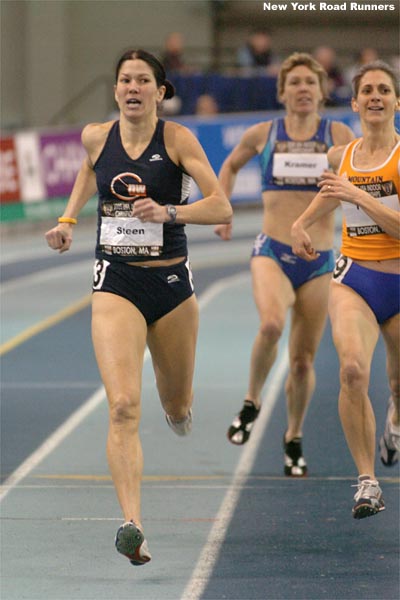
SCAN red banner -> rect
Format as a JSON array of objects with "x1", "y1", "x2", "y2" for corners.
[{"x1": 0, "y1": 137, "x2": 21, "y2": 203}]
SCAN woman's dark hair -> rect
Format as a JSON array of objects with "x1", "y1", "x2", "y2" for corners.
[
  {"x1": 352, "y1": 60, "x2": 399, "y2": 97},
  {"x1": 115, "y1": 48, "x2": 175, "y2": 99}
]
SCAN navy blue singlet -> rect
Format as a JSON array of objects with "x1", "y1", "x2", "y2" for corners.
[{"x1": 93, "y1": 119, "x2": 191, "y2": 262}]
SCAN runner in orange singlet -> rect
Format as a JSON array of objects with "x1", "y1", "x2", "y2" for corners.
[{"x1": 291, "y1": 60, "x2": 399, "y2": 519}]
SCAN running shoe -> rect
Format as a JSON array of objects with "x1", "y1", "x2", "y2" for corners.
[
  {"x1": 283, "y1": 435, "x2": 307, "y2": 477},
  {"x1": 379, "y1": 398, "x2": 400, "y2": 467},
  {"x1": 352, "y1": 476, "x2": 385, "y2": 519},
  {"x1": 165, "y1": 408, "x2": 193, "y2": 436},
  {"x1": 115, "y1": 521, "x2": 152, "y2": 566},
  {"x1": 227, "y1": 400, "x2": 260, "y2": 445}
]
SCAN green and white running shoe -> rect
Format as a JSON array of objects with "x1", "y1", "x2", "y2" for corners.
[{"x1": 115, "y1": 521, "x2": 151, "y2": 566}]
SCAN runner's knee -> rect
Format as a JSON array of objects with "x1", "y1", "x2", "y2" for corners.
[
  {"x1": 108, "y1": 391, "x2": 141, "y2": 429},
  {"x1": 290, "y1": 354, "x2": 313, "y2": 379},
  {"x1": 259, "y1": 317, "x2": 284, "y2": 344},
  {"x1": 340, "y1": 358, "x2": 369, "y2": 390}
]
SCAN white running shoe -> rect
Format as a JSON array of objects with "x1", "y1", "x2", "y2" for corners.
[
  {"x1": 352, "y1": 476, "x2": 385, "y2": 519},
  {"x1": 165, "y1": 408, "x2": 193, "y2": 436},
  {"x1": 379, "y1": 398, "x2": 400, "y2": 467}
]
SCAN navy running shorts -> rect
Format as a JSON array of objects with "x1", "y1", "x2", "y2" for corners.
[
  {"x1": 332, "y1": 255, "x2": 400, "y2": 324},
  {"x1": 251, "y1": 234, "x2": 334, "y2": 290},
  {"x1": 92, "y1": 258, "x2": 194, "y2": 325}
]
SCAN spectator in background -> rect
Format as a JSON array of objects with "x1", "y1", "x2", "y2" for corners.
[
  {"x1": 389, "y1": 54, "x2": 400, "y2": 75},
  {"x1": 344, "y1": 47, "x2": 379, "y2": 91},
  {"x1": 162, "y1": 32, "x2": 187, "y2": 73},
  {"x1": 313, "y1": 46, "x2": 345, "y2": 105},
  {"x1": 195, "y1": 94, "x2": 219, "y2": 116},
  {"x1": 237, "y1": 29, "x2": 280, "y2": 76}
]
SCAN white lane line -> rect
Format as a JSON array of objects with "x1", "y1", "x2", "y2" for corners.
[
  {"x1": 0, "y1": 261, "x2": 92, "y2": 294},
  {"x1": 0, "y1": 271, "x2": 249, "y2": 503},
  {"x1": 0, "y1": 240, "x2": 249, "y2": 294},
  {"x1": 0, "y1": 387, "x2": 106, "y2": 502},
  {"x1": 181, "y1": 350, "x2": 289, "y2": 600}
]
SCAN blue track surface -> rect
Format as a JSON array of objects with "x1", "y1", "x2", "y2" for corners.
[{"x1": 1, "y1": 214, "x2": 398, "y2": 600}]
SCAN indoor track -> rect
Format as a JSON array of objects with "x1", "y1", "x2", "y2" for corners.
[{"x1": 1, "y1": 209, "x2": 399, "y2": 600}]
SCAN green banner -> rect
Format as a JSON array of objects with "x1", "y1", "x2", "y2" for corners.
[{"x1": 0, "y1": 197, "x2": 98, "y2": 223}]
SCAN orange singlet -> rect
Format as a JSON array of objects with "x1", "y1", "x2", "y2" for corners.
[{"x1": 338, "y1": 138, "x2": 400, "y2": 261}]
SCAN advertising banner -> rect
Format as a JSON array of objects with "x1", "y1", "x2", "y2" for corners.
[
  {"x1": 14, "y1": 131, "x2": 46, "y2": 202},
  {"x1": 1, "y1": 110, "x2": 397, "y2": 222},
  {"x1": 39, "y1": 130, "x2": 86, "y2": 198},
  {"x1": 0, "y1": 137, "x2": 20, "y2": 204}
]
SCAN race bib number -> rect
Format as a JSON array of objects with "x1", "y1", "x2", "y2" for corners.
[
  {"x1": 332, "y1": 254, "x2": 352, "y2": 283},
  {"x1": 93, "y1": 259, "x2": 110, "y2": 290},
  {"x1": 100, "y1": 217, "x2": 163, "y2": 257},
  {"x1": 272, "y1": 153, "x2": 328, "y2": 183}
]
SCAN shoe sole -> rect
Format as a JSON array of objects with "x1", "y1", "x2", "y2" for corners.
[
  {"x1": 227, "y1": 427, "x2": 251, "y2": 445},
  {"x1": 352, "y1": 503, "x2": 385, "y2": 519},
  {"x1": 115, "y1": 524, "x2": 151, "y2": 566},
  {"x1": 284, "y1": 466, "x2": 308, "y2": 477}
]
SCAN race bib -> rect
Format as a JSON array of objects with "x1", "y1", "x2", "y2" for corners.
[
  {"x1": 100, "y1": 216, "x2": 163, "y2": 257},
  {"x1": 342, "y1": 193, "x2": 399, "y2": 237},
  {"x1": 272, "y1": 153, "x2": 328, "y2": 181}
]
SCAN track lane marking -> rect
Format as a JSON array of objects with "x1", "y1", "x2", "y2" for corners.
[
  {"x1": 0, "y1": 294, "x2": 92, "y2": 356},
  {"x1": 182, "y1": 350, "x2": 289, "y2": 600},
  {"x1": 0, "y1": 272, "x2": 249, "y2": 502}
]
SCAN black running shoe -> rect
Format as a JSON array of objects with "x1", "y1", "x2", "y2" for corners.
[
  {"x1": 283, "y1": 435, "x2": 307, "y2": 477},
  {"x1": 227, "y1": 400, "x2": 260, "y2": 445}
]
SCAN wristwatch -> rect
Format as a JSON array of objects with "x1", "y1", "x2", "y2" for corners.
[{"x1": 166, "y1": 204, "x2": 177, "y2": 223}]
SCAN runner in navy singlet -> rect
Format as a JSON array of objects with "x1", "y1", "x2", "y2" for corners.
[{"x1": 45, "y1": 49, "x2": 232, "y2": 566}]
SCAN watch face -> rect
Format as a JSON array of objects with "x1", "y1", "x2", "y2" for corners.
[{"x1": 168, "y1": 205, "x2": 177, "y2": 221}]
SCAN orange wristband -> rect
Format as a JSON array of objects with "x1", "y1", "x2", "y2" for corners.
[{"x1": 58, "y1": 217, "x2": 77, "y2": 225}]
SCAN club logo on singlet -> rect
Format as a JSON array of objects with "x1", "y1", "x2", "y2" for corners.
[
  {"x1": 101, "y1": 171, "x2": 163, "y2": 256},
  {"x1": 110, "y1": 172, "x2": 148, "y2": 201},
  {"x1": 382, "y1": 181, "x2": 394, "y2": 196}
]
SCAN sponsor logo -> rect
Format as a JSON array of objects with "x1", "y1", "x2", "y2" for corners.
[
  {"x1": 110, "y1": 172, "x2": 147, "y2": 201},
  {"x1": 167, "y1": 274, "x2": 180, "y2": 284},
  {"x1": 149, "y1": 153, "x2": 163, "y2": 162},
  {"x1": 280, "y1": 252, "x2": 297, "y2": 264},
  {"x1": 382, "y1": 181, "x2": 393, "y2": 196}
]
